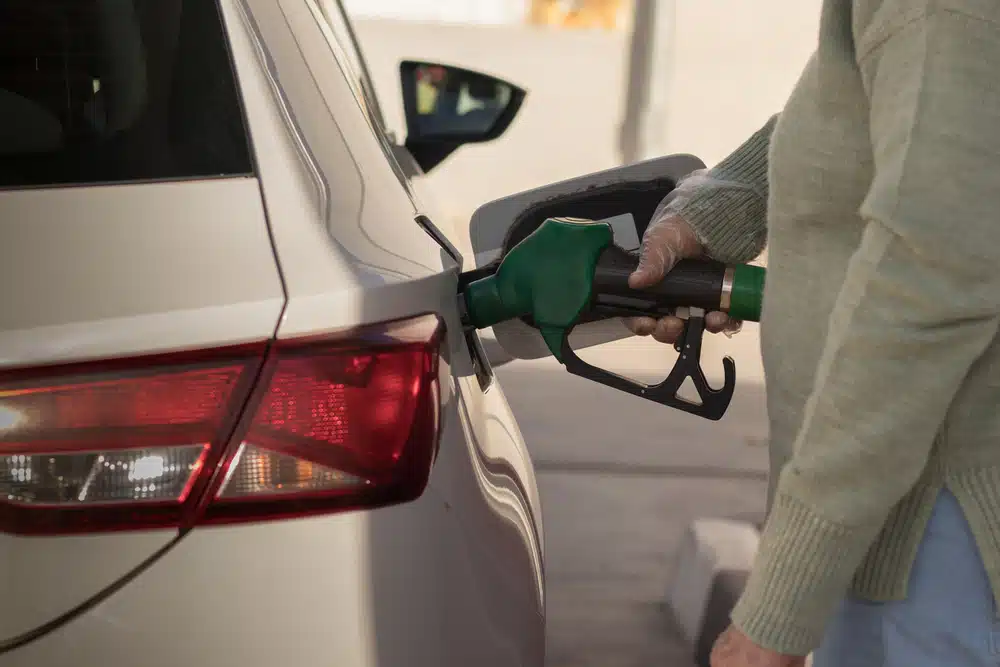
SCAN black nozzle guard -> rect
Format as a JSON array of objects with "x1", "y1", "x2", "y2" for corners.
[{"x1": 559, "y1": 311, "x2": 736, "y2": 420}]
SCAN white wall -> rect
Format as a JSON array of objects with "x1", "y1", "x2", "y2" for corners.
[
  {"x1": 658, "y1": 0, "x2": 822, "y2": 165},
  {"x1": 355, "y1": 19, "x2": 629, "y2": 229},
  {"x1": 355, "y1": 2, "x2": 823, "y2": 218},
  {"x1": 344, "y1": 0, "x2": 527, "y2": 24}
]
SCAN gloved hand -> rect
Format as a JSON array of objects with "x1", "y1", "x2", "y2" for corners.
[{"x1": 625, "y1": 172, "x2": 743, "y2": 344}]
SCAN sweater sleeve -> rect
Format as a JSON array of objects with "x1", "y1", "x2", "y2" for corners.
[
  {"x1": 730, "y1": 9, "x2": 1000, "y2": 655},
  {"x1": 671, "y1": 114, "x2": 777, "y2": 263}
]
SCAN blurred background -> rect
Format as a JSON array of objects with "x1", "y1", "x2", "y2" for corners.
[
  {"x1": 346, "y1": 0, "x2": 819, "y2": 234},
  {"x1": 345, "y1": 2, "x2": 822, "y2": 664}
]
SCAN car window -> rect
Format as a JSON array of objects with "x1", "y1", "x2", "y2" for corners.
[{"x1": 0, "y1": 0, "x2": 253, "y2": 189}]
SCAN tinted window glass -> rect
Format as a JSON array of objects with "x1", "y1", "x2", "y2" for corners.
[{"x1": 0, "y1": 0, "x2": 253, "y2": 188}]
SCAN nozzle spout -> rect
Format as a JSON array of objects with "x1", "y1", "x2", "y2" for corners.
[{"x1": 461, "y1": 274, "x2": 510, "y2": 329}]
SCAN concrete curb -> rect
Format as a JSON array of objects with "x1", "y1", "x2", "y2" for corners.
[
  {"x1": 666, "y1": 519, "x2": 760, "y2": 667},
  {"x1": 666, "y1": 518, "x2": 814, "y2": 667}
]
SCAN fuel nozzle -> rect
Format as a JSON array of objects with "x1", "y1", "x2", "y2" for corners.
[{"x1": 459, "y1": 217, "x2": 766, "y2": 420}]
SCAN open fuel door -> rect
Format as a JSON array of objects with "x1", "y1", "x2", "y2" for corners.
[{"x1": 467, "y1": 154, "x2": 705, "y2": 361}]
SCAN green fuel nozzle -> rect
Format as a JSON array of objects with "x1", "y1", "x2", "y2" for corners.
[{"x1": 459, "y1": 217, "x2": 766, "y2": 420}]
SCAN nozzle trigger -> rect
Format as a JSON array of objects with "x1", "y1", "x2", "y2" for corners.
[{"x1": 559, "y1": 312, "x2": 735, "y2": 420}]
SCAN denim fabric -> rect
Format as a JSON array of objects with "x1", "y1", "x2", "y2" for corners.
[{"x1": 812, "y1": 490, "x2": 999, "y2": 667}]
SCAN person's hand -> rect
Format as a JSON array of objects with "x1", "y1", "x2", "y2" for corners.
[
  {"x1": 625, "y1": 213, "x2": 742, "y2": 344},
  {"x1": 710, "y1": 625, "x2": 807, "y2": 667}
]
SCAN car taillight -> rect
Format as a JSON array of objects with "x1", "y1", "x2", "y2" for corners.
[{"x1": 0, "y1": 314, "x2": 444, "y2": 535}]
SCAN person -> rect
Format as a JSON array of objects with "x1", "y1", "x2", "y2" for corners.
[{"x1": 627, "y1": 2, "x2": 1000, "y2": 666}]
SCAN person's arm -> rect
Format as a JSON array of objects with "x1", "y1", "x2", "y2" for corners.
[
  {"x1": 627, "y1": 116, "x2": 778, "y2": 340},
  {"x1": 668, "y1": 114, "x2": 777, "y2": 263},
  {"x1": 730, "y1": 9, "x2": 1000, "y2": 655}
]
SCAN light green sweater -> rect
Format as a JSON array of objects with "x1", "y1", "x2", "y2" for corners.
[{"x1": 674, "y1": 0, "x2": 1000, "y2": 656}]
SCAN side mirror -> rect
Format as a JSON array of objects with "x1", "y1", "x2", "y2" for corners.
[{"x1": 400, "y1": 60, "x2": 526, "y2": 173}]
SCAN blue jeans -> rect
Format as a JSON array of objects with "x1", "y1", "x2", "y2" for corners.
[{"x1": 812, "y1": 489, "x2": 999, "y2": 667}]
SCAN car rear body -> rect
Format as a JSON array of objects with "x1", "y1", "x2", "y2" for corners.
[{"x1": 0, "y1": 0, "x2": 545, "y2": 665}]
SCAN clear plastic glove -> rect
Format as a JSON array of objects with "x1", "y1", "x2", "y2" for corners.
[{"x1": 625, "y1": 172, "x2": 742, "y2": 344}]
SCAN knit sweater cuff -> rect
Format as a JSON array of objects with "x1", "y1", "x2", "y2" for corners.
[
  {"x1": 729, "y1": 493, "x2": 880, "y2": 656},
  {"x1": 674, "y1": 115, "x2": 777, "y2": 263},
  {"x1": 674, "y1": 186, "x2": 768, "y2": 264}
]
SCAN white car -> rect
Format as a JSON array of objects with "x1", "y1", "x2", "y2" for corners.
[
  {"x1": 0, "y1": 1, "x2": 705, "y2": 664},
  {"x1": 0, "y1": 0, "x2": 547, "y2": 665}
]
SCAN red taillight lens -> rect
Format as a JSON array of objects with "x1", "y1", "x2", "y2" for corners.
[
  {"x1": 202, "y1": 315, "x2": 444, "y2": 525},
  {"x1": 0, "y1": 315, "x2": 444, "y2": 535}
]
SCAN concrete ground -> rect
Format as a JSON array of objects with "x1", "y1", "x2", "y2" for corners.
[{"x1": 497, "y1": 335, "x2": 769, "y2": 666}]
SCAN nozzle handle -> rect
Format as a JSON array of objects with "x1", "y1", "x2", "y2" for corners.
[{"x1": 591, "y1": 245, "x2": 764, "y2": 322}]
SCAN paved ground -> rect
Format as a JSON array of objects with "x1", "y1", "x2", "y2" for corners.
[{"x1": 496, "y1": 334, "x2": 769, "y2": 666}]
